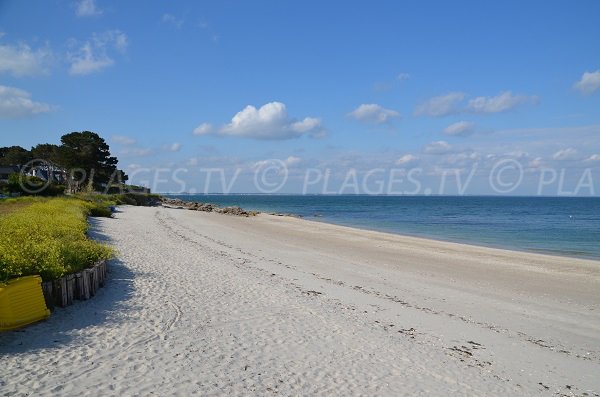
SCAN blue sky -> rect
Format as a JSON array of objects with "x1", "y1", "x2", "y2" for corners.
[{"x1": 1, "y1": 0, "x2": 599, "y2": 194}]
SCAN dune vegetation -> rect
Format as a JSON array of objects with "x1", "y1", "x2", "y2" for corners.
[{"x1": 0, "y1": 197, "x2": 114, "y2": 282}]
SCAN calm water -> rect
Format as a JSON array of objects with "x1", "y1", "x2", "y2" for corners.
[{"x1": 168, "y1": 195, "x2": 600, "y2": 260}]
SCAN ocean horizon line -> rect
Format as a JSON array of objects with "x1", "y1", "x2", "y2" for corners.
[{"x1": 159, "y1": 192, "x2": 600, "y2": 198}]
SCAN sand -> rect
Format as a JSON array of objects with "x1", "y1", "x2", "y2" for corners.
[{"x1": 1, "y1": 205, "x2": 599, "y2": 396}]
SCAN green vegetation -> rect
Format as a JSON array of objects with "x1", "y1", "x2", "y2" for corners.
[
  {"x1": 0, "y1": 196, "x2": 39, "y2": 217},
  {"x1": 75, "y1": 192, "x2": 162, "y2": 208},
  {"x1": 0, "y1": 131, "x2": 162, "y2": 283},
  {"x1": 3, "y1": 173, "x2": 66, "y2": 197},
  {"x1": 113, "y1": 192, "x2": 162, "y2": 206},
  {"x1": 0, "y1": 197, "x2": 114, "y2": 282},
  {"x1": 87, "y1": 204, "x2": 113, "y2": 218},
  {"x1": 1, "y1": 131, "x2": 131, "y2": 196},
  {"x1": 58, "y1": 131, "x2": 127, "y2": 193}
]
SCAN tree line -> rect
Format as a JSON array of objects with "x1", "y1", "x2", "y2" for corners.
[{"x1": 0, "y1": 131, "x2": 129, "y2": 195}]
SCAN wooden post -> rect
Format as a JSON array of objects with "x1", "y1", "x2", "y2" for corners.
[
  {"x1": 52, "y1": 277, "x2": 68, "y2": 308},
  {"x1": 74, "y1": 272, "x2": 82, "y2": 300},
  {"x1": 41, "y1": 281, "x2": 54, "y2": 311},
  {"x1": 93, "y1": 266, "x2": 100, "y2": 292},
  {"x1": 66, "y1": 274, "x2": 75, "y2": 306},
  {"x1": 102, "y1": 261, "x2": 107, "y2": 283},
  {"x1": 97, "y1": 262, "x2": 105, "y2": 287},
  {"x1": 41, "y1": 260, "x2": 108, "y2": 308},
  {"x1": 78, "y1": 271, "x2": 90, "y2": 300},
  {"x1": 86, "y1": 269, "x2": 96, "y2": 297}
]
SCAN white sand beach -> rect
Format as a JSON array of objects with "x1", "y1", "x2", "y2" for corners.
[{"x1": 1, "y1": 205, "x2": 599, "y2": 396}]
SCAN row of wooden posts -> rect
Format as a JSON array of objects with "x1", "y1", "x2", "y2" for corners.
[{"x1": 41, "y1": 261, "x2": 108, "y2": 310}]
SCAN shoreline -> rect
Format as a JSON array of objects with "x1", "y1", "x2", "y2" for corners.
[
  {"x1": 251, "y1": 211, "x2": 600, "y2": 282},
  {"x1": 2, "y1": 205, "x2": 599, "y2": 395},
  {"x1": 264, "y1": 211, "x2": 600, "y2": 265},
  {"x1": 306, "y1": 215, "x2": 600, "y2": 261},
  {"x1": 163, "y1": 195, "x2": 600, "y2": 261}
]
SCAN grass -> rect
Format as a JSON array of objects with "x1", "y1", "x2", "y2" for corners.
[
  {"x1": 0, "y1": 197, "x2": 114, "y2": 282},
  {"x1": 0, "y1": 196, "x2": 40, "y2": 217}
]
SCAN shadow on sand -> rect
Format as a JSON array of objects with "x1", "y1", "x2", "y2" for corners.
[{"x1": 0, "y1": 216, "x2": 137, "y2": 353}]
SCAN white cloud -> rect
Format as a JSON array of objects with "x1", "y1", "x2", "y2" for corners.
[
  {"x1": 68, "y1": 44, "x2": 113, "y2": 75},
  {"x1": 159, "y1": 143, "x2": 182, "y2": 152},
  {"x1": 443, "y1": 121, "x2": 475, "y2": 136},
  {"x1": 162, "y1": 14, "x2": 184, "y2": 28},
  {"x1": 216, "y1": 102, "x2": 325, "y2": 140},
  {"x1": 120, "y1": 147, "x2": 152, "y2": 157},
  {"x1": 395, "y1": 154, "x2": 419, "y2": 166},
  {"x1": 415, "y1": 91, "x2": 538, "y2": 117},
  {"x1": 193, "y1": 122, "x2": 213, "y2": 136},
  {"x1": 424, "y1": 140, "x2": 454, "y2": 155},
  {"x1": 111, "y1": 32, "x2": 128, "y2": 53},
  {"x1": 414, "y1": 92, "x2": 466, "y2": 117},
  {"x1": 348, "y1": 103, "x2": 400, "y2": 125},
  {"x1": 291, "y1": 117, "x2": 322, "y2": 134},
  {"x1": 0, "y1": 85, "x2": 53, "y2": 118},
  {"x1": 186, "y1": 157, "x2": 199, "y2": 166},
  {"x1": 0, "y1": 42, "x2": 52, "y2": 77},
  {"x1": 167, "y1": 143, "x2": 181, "y2": 152},
  {"x1": 112, "y1": 135, "x2": 136, "y2": 145},
  {"x1": 247, "y1": 156, "x2": 303, "y2": 177},
  {"x1": 584, "y1": 154, "x2": 600, "y2": 162},
  {"x1": 552, "y1": 148, "x2": 578, "y2": 161},
  {"x1": 68, "y1": 30, "x2": 128, "y2": 75},
  {"x1": 528, "y1": 157, "x2": 545, "y2": 170},
  {"x1": 75, "y1": 0, "x2": 102, "y2": 17},
  {"x1": 443, "y1": 150, "x2": 480, "y2": 167},
  {"x1": 467, "y1": 91, "x2": 538, "y2": 114},
  {"x1": 573, "y1": 70, "x2": 600, "y2": 95},
  {"x1": 284, "y1": 156, "x2": 302, "y2": 167},
  {"x1": 374, "y1": 73, "x2": 410, "y2": 92}
]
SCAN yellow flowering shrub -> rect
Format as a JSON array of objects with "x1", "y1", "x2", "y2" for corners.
[{"x1": 0, "y1": 198, "x2": 113, "y2": 282}]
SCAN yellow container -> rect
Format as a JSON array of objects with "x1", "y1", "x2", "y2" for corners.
[{"x1": 0, "y1": 275, "x2": 50, "y2": 331}]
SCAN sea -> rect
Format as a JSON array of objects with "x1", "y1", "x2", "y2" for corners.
[{"x1": 167, "y1": 195, "x2": 600, "y2": 260}]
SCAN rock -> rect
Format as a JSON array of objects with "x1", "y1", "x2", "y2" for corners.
[
  {"x1": 269, "y1": 212, "x2": 301, "y2": 218},
  {"x1": 218, "y1": 206, "x2": 247, "y2": 216},
  {"x1": 160, "y1": 198, "x2": 258, "y2": 217},
  {"x1": 198, "y1": 204, "x2": 214, "y2": 212}
]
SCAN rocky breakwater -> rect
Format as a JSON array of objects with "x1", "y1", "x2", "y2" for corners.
[{"x1": 160, "y1": 197, "x2": 259, "y2": 217}]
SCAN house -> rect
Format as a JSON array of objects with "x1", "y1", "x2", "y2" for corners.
[
  {"x1": 27, "y1": 166, "x2": 67, "y2": 184},
  {"x1": 0, "y1": 166, "x2": 21, "y2": 183}
]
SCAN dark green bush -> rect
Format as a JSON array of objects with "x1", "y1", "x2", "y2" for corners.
[
  {"x1": 88, "y1": 204, "x2": 113, "y2": 218},
  {"x1": 117, "y1": 193, "x2": 161, "y2": 206},
  {"x1": 3, "y1": 173, "x2": 65, "y2": 196},
  {"x1": 75, "y1": 192, "x2": 160, "y2": 207},
  {"x1": 113, "y1": 194, "x2": 137, "y2": 205}
]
